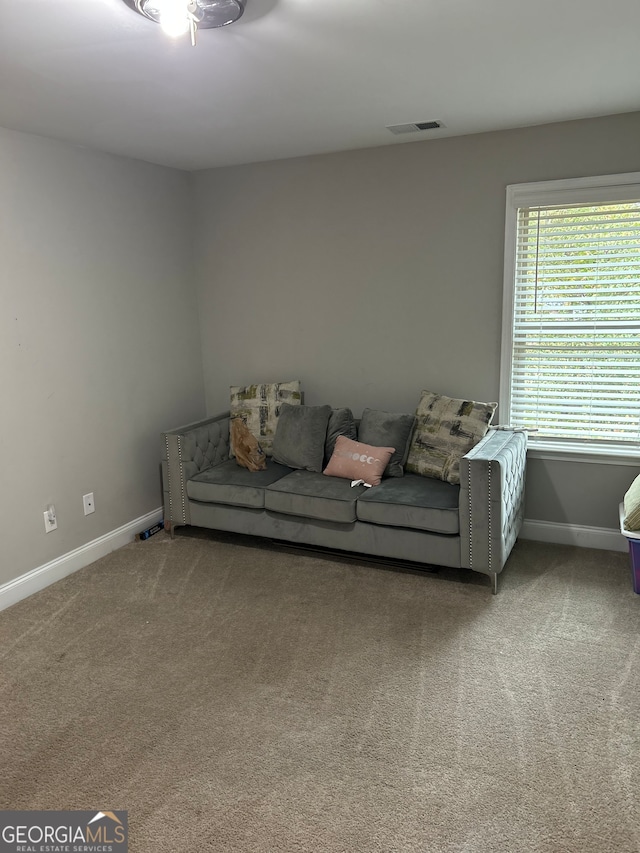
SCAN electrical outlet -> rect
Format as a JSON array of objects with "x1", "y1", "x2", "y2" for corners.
[
  {"x1": 44, "y1": 505, "x2": 57, "y2": 533},
  {"x1": 83, "y1": 493, "x2": 95, "y2": 516}
]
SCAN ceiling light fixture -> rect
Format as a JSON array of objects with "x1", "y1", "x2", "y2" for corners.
[{"x1": 123, "y1": 0, "x2": 245, "y2": 46}]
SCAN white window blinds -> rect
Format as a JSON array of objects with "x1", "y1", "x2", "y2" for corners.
[{"x1": 507, "y1": 196, "x2": 640, "y2": 449}]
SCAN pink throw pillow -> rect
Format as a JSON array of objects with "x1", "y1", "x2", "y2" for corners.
[{"x1": 323, "y1": 436, "x2": 395, "y2": 487}]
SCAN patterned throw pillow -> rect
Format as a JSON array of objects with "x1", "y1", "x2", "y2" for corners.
[
  {"x1": 229, "y1": 380, "x2": 302, "y2": 457},
  {"x1": 623, "y1": 475, "x2": 640, "y2": 531},
  {"x1": 323, "y1": 436, "x2": 395, "y2": 487},
  {"x1": 406, "y1": 390, "x2": 497, "y2": 484}
]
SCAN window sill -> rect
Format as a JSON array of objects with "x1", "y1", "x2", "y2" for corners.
[{"x1": 527, "y1": 440, "x2": 640, "y2": 466}]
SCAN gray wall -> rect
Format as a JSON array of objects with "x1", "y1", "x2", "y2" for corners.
[
  {"x1": 0, "y1": 127, "x2": 205, "y2": 586},
  {"x1": 192, "y1": 111, "x2": 640, "y2": 530}
]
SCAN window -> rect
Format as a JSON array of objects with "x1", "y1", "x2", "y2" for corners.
[{"x1": 500, "y1": 173, "x2": 640, "y2": 461}]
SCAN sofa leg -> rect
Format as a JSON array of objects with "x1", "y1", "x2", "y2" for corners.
[
  {"x1": 170, "y1": 523, "x2": 176, "y2": 540},
  {"x1": 489, "y1": 572, "x2": 498, "y2": 595}
]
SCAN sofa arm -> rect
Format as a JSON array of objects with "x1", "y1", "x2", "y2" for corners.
[
  {"x1": 161, "y1": 413, "x2": 231, "y2": 527},
  {"x1": 459, "y1": 429, "x2": 527, "y2": 584}
]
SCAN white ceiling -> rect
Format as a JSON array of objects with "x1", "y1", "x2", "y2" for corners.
[{"x1": 1, "y1": 0, "x2": 639, "y2": 172}]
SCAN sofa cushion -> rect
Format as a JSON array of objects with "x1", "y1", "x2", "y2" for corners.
[
  {"x1": 265, "y1": 470, "x2": 366, "y2": 523},
  {"x1": 406, "y1": 390, "x2": 497, "y2": 484},
  {"x1": 358, "y1": 408, "x2": 416, "y2": 478},
  {"x1": 272, "y1": 403, "x2": 333, "y2": 472},
  {"x1": 324, "y1": 407, "x2": 358, "y2": 465},
  {"x1": 187, "y1": 459, "x2": 292, "y2": 508},
  {"x1": 356, "y1": 474, "x2": 460, "y2": 535},
  {"x1": 229, "y1": 380, "x2": 302, "y2": 457}
]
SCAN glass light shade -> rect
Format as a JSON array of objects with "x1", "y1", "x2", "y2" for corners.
[{"x1": 125, "y1": 0, "x2": 245, "y2": 29}]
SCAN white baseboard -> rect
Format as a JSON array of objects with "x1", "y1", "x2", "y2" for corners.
[
  {"x1": 1, "y1": 511, "x2": 627, "y2": 613},
  {"x1": 521, "y1": 518, "x2": 628, "y2": 552},
  {"x1": 0, "y1": 508, "x2": 163, "y2": 613}
]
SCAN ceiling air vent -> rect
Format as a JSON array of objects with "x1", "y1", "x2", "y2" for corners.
[{"x1": 386, "y1": 120, "x2": 444, "y2": 135}]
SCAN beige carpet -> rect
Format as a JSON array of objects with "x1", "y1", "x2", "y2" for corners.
[{"x1": 0, "y1": 531, "x2": 638, "y2": 852}]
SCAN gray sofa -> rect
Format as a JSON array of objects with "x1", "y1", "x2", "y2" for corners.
[{"x1": 161, "y1": 412, "x2": 527, "y2": 593}]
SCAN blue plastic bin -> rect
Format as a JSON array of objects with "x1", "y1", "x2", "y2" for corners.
[{"x1": 619, "y1": 503, "x2": 640, "y2": 594}]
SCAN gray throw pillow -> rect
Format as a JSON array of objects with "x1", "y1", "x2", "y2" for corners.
[
  {"x1": 272, "y1": 403, "x2": 333, "y2": 473},
  {"x1": 358, "y1": 408, "x2": 416, "y2": 478},
  {"x1": 324, "y1": 408, "x2": 357, "y2": 466}
]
